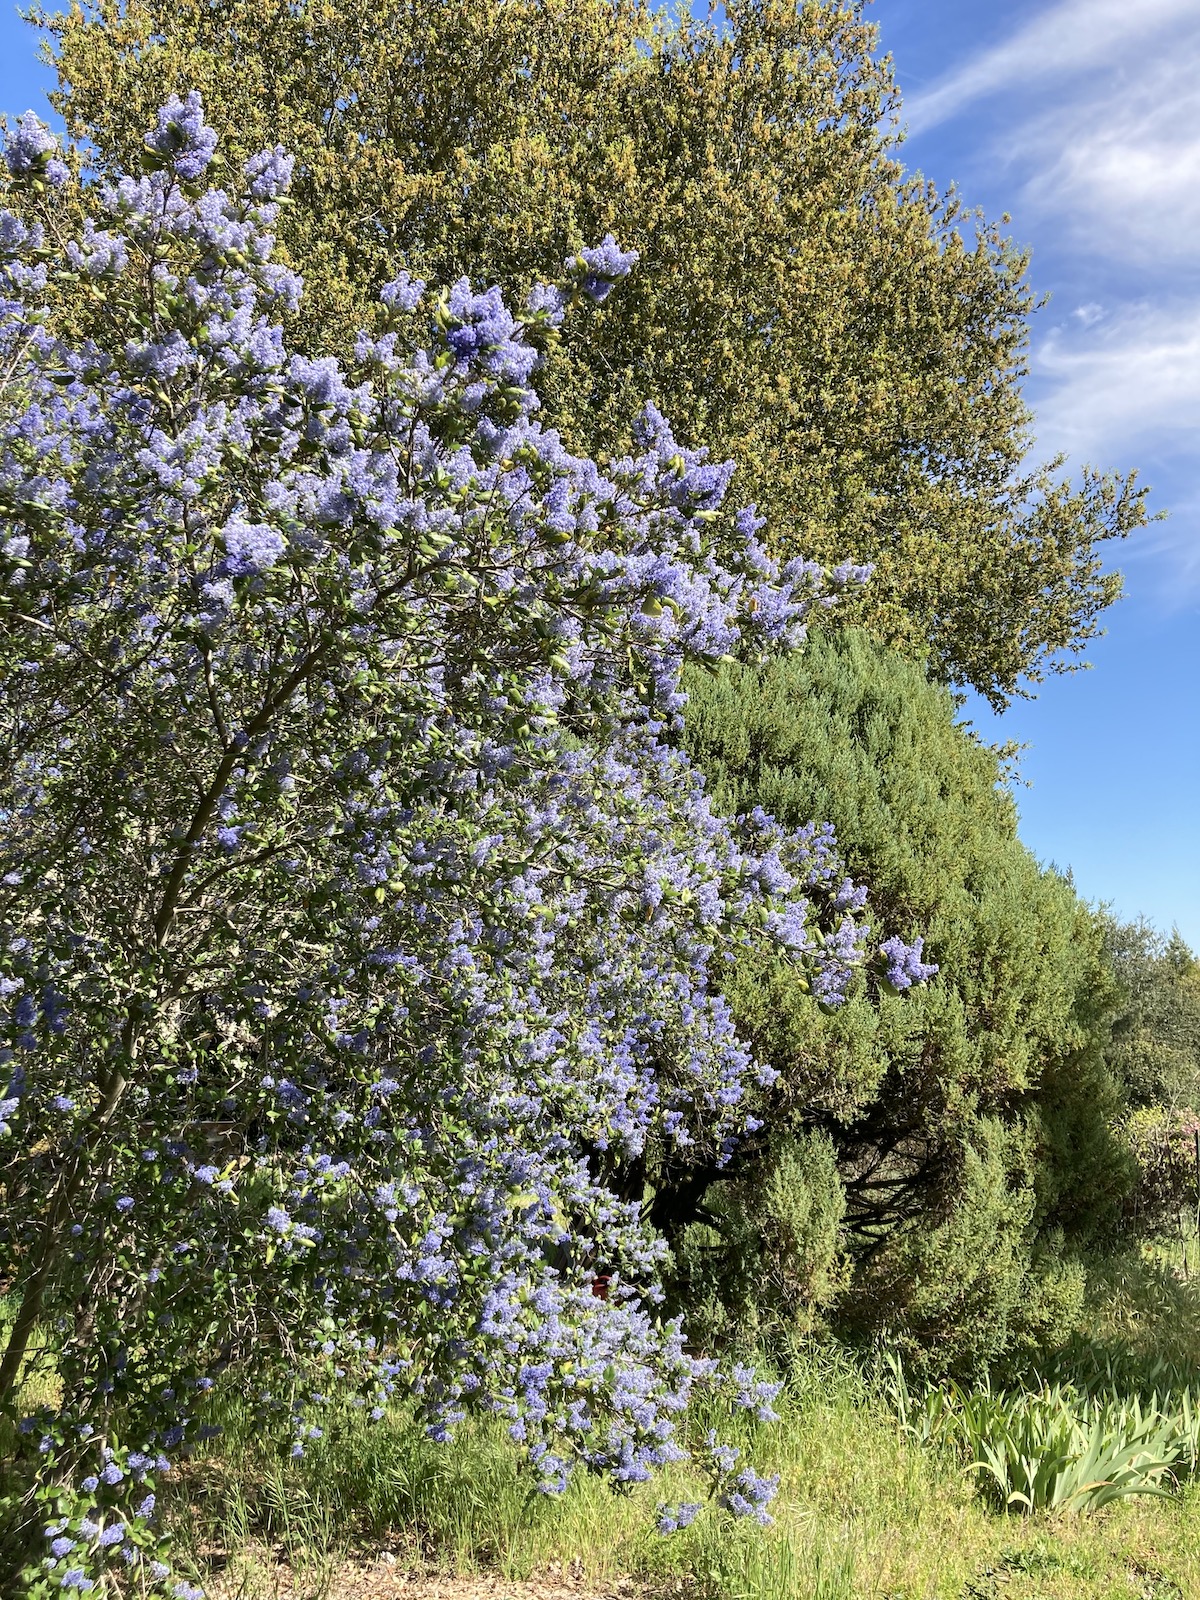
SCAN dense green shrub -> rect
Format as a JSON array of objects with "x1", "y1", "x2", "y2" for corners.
[
  {"x1": 1090, "y1": 918, "x2": 1200, "y2": 1239},
  {"x1": 663, "y1": 630, "x2": 1131, "y2": 1370},
  {"x1": 671, "y1": 1129, "x2": 849, "y2": 1355}
]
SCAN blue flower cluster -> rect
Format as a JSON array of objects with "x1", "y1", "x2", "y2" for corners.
[
  {"x1": 4, "y1": 109, "x2": 69, "y2": 187},
  {"x1": 31, "y1": 1439, "x2": 183, "y2": 1596},
  {"x1": 571, "y1": 234, "x2": 639, "y2": 303},
  {"x1": 0, "y1": 98, "x2": 935, "y2": 1577},
  {"x1": 878, "y1": 934, "x2": 939, "y2": 992},
  {"x1": 143, "y1": 91, "x2": 219, "y2": 183}
]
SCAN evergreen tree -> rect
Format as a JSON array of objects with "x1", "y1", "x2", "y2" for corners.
[
  {"x1": 667, "y1": 630, "x2": 1129, "y2": 1370},
  {"x1": 1102, "y1": 916, "x2": 1200, "y2": 1114},
  {"x1": 1100, "y1": 918, "x2": 1200, "y2": 1241},
  {"x1": 30, "y1": 0, "x2": 1149, "y2": 705}
]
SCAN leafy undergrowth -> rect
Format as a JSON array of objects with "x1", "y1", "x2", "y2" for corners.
[{"x1": 883, "y1": 1358, "x2": 1200, "y2": 1515}]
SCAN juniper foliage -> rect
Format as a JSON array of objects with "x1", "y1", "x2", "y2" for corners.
[{"x1": 670, "y1": 631, "x2": 1131, "y2": 1371}]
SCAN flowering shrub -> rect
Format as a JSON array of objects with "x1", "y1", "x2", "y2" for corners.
[
  {"x1": 10, "y1": 1439, "x2": 179, "y2": 1599},
  {"x1": 43, "y1": 0, "x2": 1154, "y2": 707},
  {"x1": 0, "y1": 96, "x2": 929, "y2": 1590}
]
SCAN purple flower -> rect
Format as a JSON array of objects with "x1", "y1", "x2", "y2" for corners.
[
  {"x1": 878, "y1": 934, "x2": 939, "y2": 992},
  {"x1": 50, "y1": 1536, "x2": 76, "y2": 1558},
  {"x1": 525, "y1": 283, "x2": 566, "y2": 326},
  {"x1": 656, "y1": 1500, "x2": 702, "y2": 1534},
  {"x1": 718, "y1": 1468, "x2": 779, "y2": 1526},
  {"x1": 243, "y1": 145, "x2": 294, "y2": 200},
  {"x1": 222, "y1": 514, "x2": 287, "y2": 576},
  {"x1": 66, "y1": 223, "x2": 127, "y2": 278},
  {"x1": 380, "y1": 270, "x2": 425, "y2": 312},
  {"x1": 144, "y1": 92, "x2": 217, "y2": 182},
  {"x1": 5, "y1": 111, "x2": 69, "y2": 186},
  {"x1": 570, "y1": 234, "x2": 638, "y2": 302}
]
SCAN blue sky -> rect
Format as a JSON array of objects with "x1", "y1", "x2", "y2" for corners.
[
  {"x1": 1, "y1": 0, "x2": 1197, "y2": 944},
  {"x1": 875, "y1": 0, "x2": 1199, "y2": 948}
]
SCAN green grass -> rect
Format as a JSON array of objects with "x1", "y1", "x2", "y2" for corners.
[
  {"x1": 172, "y1": 1338, "x2": 1200, "y2": 1600},
  {"x1": 12, "y1": 1257, "x2": 1200, "y2": 1598}
]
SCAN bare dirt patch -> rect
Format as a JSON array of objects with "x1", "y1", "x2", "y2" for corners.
[{"x1": 205, "y1": 1554, "x2": 671, "y2": 1600}]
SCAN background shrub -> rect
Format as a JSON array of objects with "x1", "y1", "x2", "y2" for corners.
[{"x1": 663, "y1": 629, "x2": 1133, "y2": 1370}]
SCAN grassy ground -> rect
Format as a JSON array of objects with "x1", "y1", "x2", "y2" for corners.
[
  {"x1": 180, "y1": 1341, "x2": 1200, "y2": 1600},
  {"x1": 9, "y1": 1253, "x2": 1200, "y2": 1599}
]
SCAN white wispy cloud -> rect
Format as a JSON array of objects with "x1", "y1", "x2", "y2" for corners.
[
  {"x1": 1016, "y1": 49, "x2": 1200, "y2": 267},
  {"x1": 1033, "y1": 302, "x2": 1200, "y2": 462},
  {"x1": 903, "y1": 0, "x2": 1198, "y2": 134},
  {"x1": 1029, "y1": 303, "x2": 1200, "y2": 601},
  {"x1": 897, "y1": 0, "x2": 1200, "y2": 598}
]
